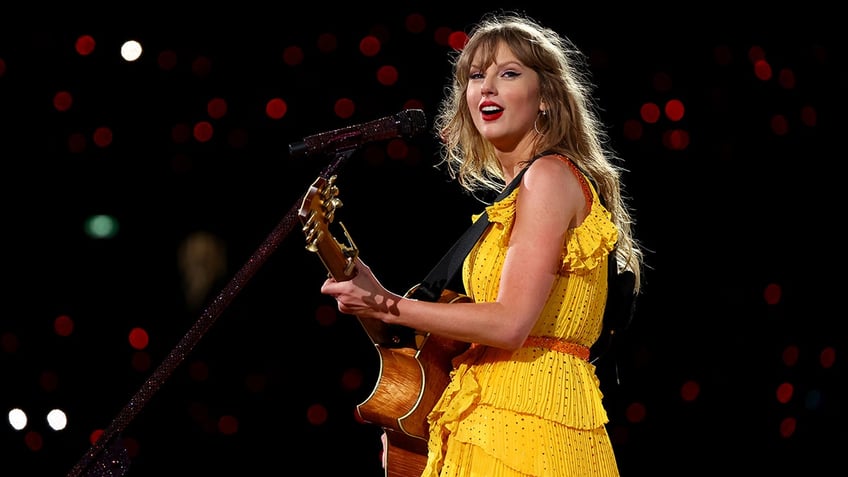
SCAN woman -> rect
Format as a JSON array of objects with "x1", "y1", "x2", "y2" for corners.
[{"x1": 321, "y1": 11, "x2": 643, "y2": 477}]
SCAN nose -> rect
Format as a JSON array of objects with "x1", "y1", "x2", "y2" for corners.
[{"x1": 480, "y1": 76, "x2": 495, "y2": 96}]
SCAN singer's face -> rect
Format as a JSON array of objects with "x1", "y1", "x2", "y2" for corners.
[{"x1": 466, "y1": 41, "x2": 543, "y2": 153}]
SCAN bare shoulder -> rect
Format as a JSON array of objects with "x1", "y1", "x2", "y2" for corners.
[
  {"x1": 520, "y1": 154, "x2": 587, "y2": 223},
  {"x1": 522, "y1": 154, "x2": 581, "y2": 193}
]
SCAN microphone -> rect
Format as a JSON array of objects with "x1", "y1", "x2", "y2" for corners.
[{"x1": 288, "y1": 109, "x2": 427, "y2": 158}]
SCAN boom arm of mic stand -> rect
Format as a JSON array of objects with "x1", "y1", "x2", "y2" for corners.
[{"x1": 65, "y1": 148, "x2": 358, "y2": 477}]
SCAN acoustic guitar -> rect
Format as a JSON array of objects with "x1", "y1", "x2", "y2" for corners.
[{"x1": 298, "y1": 175, "x2": 470, "y2": 477}]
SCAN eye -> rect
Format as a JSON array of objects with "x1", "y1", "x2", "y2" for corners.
[
  {"x1": 501, "y1": 70, "x2": 520, "y2": 78},
  {"x1": 469, "y1": 72, "x2": 484, "y2": 80}
]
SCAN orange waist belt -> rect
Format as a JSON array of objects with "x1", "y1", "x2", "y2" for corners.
[{"x1": 524, "y1": 335, "x2": 590, "y2": 361}]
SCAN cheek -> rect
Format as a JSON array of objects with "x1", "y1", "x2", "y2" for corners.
[
  {"x1": 465, "y1": 92, "x2": 482, "y2": 128},
  {"x1": 508, "y1": 91, "x2": 541, "y2": 123},
  {"x1": 465, "y1": 89, "x2": 476, "y2": 111}
]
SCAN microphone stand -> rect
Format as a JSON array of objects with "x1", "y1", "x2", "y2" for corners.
[{"x1": 66, "y1": 148, "x2": 357, "y2": 477}]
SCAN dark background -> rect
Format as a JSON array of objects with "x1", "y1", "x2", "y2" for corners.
[{"x1": 1, "y1": 4, "x2": 843, "y2": 476}]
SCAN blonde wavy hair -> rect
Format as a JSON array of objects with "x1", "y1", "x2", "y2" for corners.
[{"x1": 434, "y1": 11, "x2": 643, "y2": 291}]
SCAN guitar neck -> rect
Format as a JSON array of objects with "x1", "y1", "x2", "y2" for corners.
[{"x1": 299, "y1": 175, "x2": 417, "y2": 349}]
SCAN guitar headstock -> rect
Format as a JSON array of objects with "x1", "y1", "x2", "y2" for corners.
[{"x1": 298, "y1": 175, "x2": 358, "y2": 281}]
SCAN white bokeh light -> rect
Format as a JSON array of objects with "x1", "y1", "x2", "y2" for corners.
[
  {"x1": 46, "y1": 408, "x2": 68, "y2": 431},
  {"x1": 120, "y1": 40, "x2": 142, "y2": 62},
  {"x1": 8, "y1": 408, "x2": 27, "y2": 431}
]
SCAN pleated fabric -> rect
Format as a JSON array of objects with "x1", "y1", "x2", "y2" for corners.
[{"x1": 422, "y1": 156, "x2": 620, "y2": 477}]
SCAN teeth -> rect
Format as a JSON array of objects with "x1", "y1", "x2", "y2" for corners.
[{"x1": 481, "y1": 106, "x2": 500, "y2": 113}]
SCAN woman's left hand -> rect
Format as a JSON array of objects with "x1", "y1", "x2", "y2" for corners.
[{"x1": 320, "y1": 257, "x2": 402, "y2": 320}]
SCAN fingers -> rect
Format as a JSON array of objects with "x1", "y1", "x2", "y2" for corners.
[{"x1": 320, "y1": 277, "x2": 339, "y2": 294}]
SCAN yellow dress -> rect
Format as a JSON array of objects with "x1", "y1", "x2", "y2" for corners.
[{"x1": 422, "y1": 158, "x2": 620, "y2": 477}]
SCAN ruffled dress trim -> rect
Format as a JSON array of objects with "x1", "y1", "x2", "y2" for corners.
[{"x1": 425, "y1": 344, "x2": 614, "y2": 476}]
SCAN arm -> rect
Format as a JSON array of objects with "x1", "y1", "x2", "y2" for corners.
[{"x1": 320, "y1": 156, "x2": 586, "y2": 350}]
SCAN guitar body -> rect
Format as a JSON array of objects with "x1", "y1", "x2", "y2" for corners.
[
  {"x1": 360, "y1": 290, "x2": 470, "y2": 477},
  {"x1": 299, "y1": 176, "x2": 471, "y2": 477},
  {"x1": 383, "y1": 431, "x2": 428, "y2": 477},
  {"x1": 357, "y1": 290, "x2": 471, "y2": 439}
]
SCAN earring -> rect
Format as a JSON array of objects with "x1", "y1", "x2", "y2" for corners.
[{"x1": 534, "y1": 110, "x2": 547, "y2": 135}]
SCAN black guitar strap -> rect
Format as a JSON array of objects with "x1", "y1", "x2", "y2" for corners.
[{"x1": 409, "y1": 163, "x2": 532, "y2": 302}]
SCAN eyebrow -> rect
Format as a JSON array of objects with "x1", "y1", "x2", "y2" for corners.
[{"x1": 470, "y1": 59, "x2": 524, "y2": 70}]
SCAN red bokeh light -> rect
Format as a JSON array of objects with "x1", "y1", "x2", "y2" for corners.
[
  {"x1": 800, "y1": 105, "x2": 817, "y2": 127},
  {"x1": 89, "y1": 429, "x2": 104, "y2": 445},
  {"x1": 307, "y1": 404, "x2": 328, "y2": 425},
  {"x1": 448, "y1": 31, "x2": 468, "y2": 50},
  {"x1": 189, "y1": 360, "x2": 210, "y2": 382},
  {"x1": 640, "y1": 103, "x2": 661, "y2": 124},
  {"x1": 53, "y1": 91, "x2": 73, "y2": 112},
  {"x1": 75, "y1": 35, "x2": 96, "y2": 56},
  {"x1": 662, "y1": 129, "x2": 690, "y2": 150},
  {"x1": 748, "y1": 45, "x2": 766, "y2": 62},
  {"x1": 625, "y1": 402, "x2": 646, "y2": 423},
  {"x1": 93, "y1": 127, "x2": 113, "y2": 148},
  {"x1": 158, "y1": 50, "x2": 177, "y2": 71},
  {"x1": 775, "y1": 382, "x2": 794, "y2": 404},
  {"x1": 25, "y1": 431, "x2": 43, "y2": 451},
  {"x1": 191, "y1": 56, "x2": 212, "y2": 78},
  {"x1": 54, "y1": 315, "x2": 74, "y2": 336},
  {"x1": 193, "y1": 121, "x2": 214, "y2": 142},
  {"x1": 622, "y1": 119, "x2": 643, "y2": 141},
  {"x1": 820, "y1": 346, "x2": 836, "y2": 369},
  {"x1": 779, "y1": 416, "x2": 797, "y2": 438},
  {"x1": 764, "y1": 283, "x2": 782, "y2": 305},
  {"x1": 386, "y1": 138, "x2": 409, "y2": 160},
  {"x1": 770, "y1": 114, "x2": 789, "y2": 135},
  {"x1": 754, "y1": 58, "x2": 773, "y2": 81},
  {"x1": 403, "y1": 99, "x2": 424, "y2": 110},
  {"x1": 680, "y1": 380, "x2": 700, "y2": 401},
  {"x1": 1, "y1": 332, "x2": 19, "y2": 353},
  {"x1": 778, "y1": 68, "x2": 796, "y2": 89},
  {"x1": 405, "y1": 13, "x2": 427, "y2": 34},
  {"x1": 40, "y1": 370, "x2": 59, "y2": 392},
  {"x1": 315, "y1": 304, "x2": 337, "y2": 327},
  {"x1": 334, "y1": 98, "x2": 355, "y2": 119},
  {"x1": 218, "y1": 415, "x2": 239, "y2": 435},
  {"x1": 68, "y1": 132, "x2": 87, "y2": 153},
  {"x1": 131, "y1": 351, "x2": 151, "y2": 372},
  {"x1": 341, "y1": 367, "x2": 364, "y2": 391},
  {"x1": 171, "y1": 123, "x2": 191, "y2": 143},
  {"x1": 376, "y1": 65, "x2": 398, "y2": 86},
  {"x1": 782, "y1": 345, "x2": 800, "y2": 366},
  {"x1": 360, "y1": 35, "x2": 381, "y2": 57},
  {"x1": 317, "y1": 33, "x2": 337, "y2": 54},
  {"x1": 664, "y1": 99, "x2": 685, "y2": 122},
  {"x1": 207, "y1": 97, "x2": 228, "y2": 119},
  {"x1": 283, "y1": 46, "x2": 304, "y2": 66},
  {"x1": 128, "y1": 327, "x2": 149, "y2": 350},
  {"x1": 266, "y1": 98, "x2": 288, "y2": 120}
]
